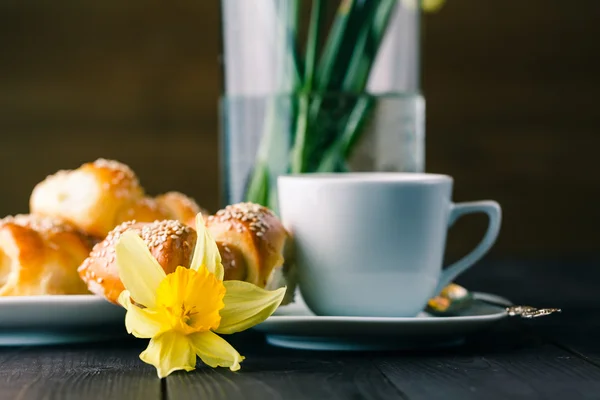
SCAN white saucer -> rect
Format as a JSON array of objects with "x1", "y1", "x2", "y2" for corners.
[
  {"x1": 0, "y1": 295, "x2": 127, "y2": 346},
  {"x1": 253, "y1": 292, "x2": 511, "y2": 351}
]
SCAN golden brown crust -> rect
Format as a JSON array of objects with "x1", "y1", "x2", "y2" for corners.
[
  {"x1": 115, "y1": 197, "x2": 170, "y2": 226},
  {"x1": 206, "y1": 202, "x2": 288, "y2": 288},
  {"x1": 217, "y1": 242, "x2": 247, "y2": 281},
  {"x1": 30, "y1": 159, "x2": 144, "y2": 238},
  {"x1": 78, "y1": 219, "x2": 197, "y2": 304},
  {"x1": 156, "y1": 191, "x2": 209, "y2": 228},
  {"x1": 0, "y1": 215, "x2": 92, "y2": 296}
]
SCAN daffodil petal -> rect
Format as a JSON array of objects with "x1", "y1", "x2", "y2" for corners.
[
  {"x1": 189, "y1": 331, "x2": 245, "y2": 372},
  {"x1": 115, "y1": 230, "x2": 166, "y2": 308},
  {"x1": 139, "y1": 331, "x2": 197, "y2": 379},
  {"x1": 117, "y1": 289, "x2": 130, "y2": 308},
  {"x1": 215, "y1": 281, "x2": 286, "y2": 335},
  {"x1": 118, "y1": 290, "x2": 165, "y2": 339},
  {"x1": 189, "y1": 213, "x2": 224, "y2": 280}
]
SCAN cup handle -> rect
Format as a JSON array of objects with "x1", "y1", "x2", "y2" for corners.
[{"x1": 434, "y1": 201, "x2": 502, "y2": 295}]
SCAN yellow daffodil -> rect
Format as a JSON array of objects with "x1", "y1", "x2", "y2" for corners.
[
  {"x1": 402, "y1": 0, "x2": 446, "y2": 12},
  {"x1": 114, "y1": 213, "x2": 286, "y2": 378}
]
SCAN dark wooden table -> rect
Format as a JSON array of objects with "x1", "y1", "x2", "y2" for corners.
[{"x1": 1, "y1": 258, "x2": 599, "y2": 400}]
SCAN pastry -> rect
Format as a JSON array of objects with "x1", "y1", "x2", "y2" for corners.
[
  {"x1": 0, "y1": 214, "x2": 92, "y2": 296},
  {"x1": 30, "y1": 159, "x2": 145, "y2": 238},
  {"x1": 206, "y1": 202, "x2": 291, "y2": 290},
  {"x1": 79, "y1": 202, "x2": 294, "y2": 305},
  {"x1": 30, "y1": 158, "x2": 206, "y2": 237},
  {"x1": 78, "y1": 219, "x2": 197, "y2": 304}
]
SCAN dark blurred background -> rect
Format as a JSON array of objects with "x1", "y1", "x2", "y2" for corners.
[{"x1": 1, "y1": 0, "x2": 598, "y2": 261}]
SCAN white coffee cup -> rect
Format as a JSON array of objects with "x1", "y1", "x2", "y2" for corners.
[{"x1": 277, "y1": 173, "x2": 501, "y2": 317}]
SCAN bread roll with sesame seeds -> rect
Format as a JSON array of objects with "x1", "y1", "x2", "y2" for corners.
[
  {"x1": 30, "y1": 159, "x2": 145, "y2": 238},
  {"x1": 78, "y1": 219, "x2": 197, "y2": 304},
  {"x1": 206, "y1": 202, "x2": 291, "y2": 291},
  {"x1": 0, "y1": 214, "x2": 92, "y2": 296},
  {"x1": 30, "y1": 159, "x2": 208, "y2": 238}
]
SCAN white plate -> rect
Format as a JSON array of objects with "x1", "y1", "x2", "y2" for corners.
[
  {"x1": 0, "y1": 295, "x2": 127, "y2": 346},
  {"x1": 254, "y1": 292, "x2": 511, "y2": 351}
]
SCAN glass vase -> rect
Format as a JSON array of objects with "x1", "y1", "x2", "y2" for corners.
[{"x1": 219, "y1": 0, "x2": 425, "y2": 212}]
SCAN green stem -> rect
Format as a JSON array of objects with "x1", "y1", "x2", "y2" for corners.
[
  {"x1": 342, "y1": 0, "x2": 397, "y2": 93},
  {"x1": 290, "y1": 0, "x2": 324, "y2": 174},
  {"x1": 314, "y1": 0, "x2": 372, "y2": 92},
  {"x1": 316, "y1": 95, "x2": 374, "y2": 172},
  {"x1": 304, "y1": 0, "x2": 324, "y2": 89},
  {"x1": 317, "y1": 0, "x2": 397, "y2": 172},
  {"x1": 285, "y1": 0, "x2": 303, "y2": 91},
  {"x1": 293, "y1": 0, "x2": 369, "y2": 173},
  {"x1": 246, "y1": 0, "x2": 398, "y2": 204},
  {"x1": 290, "y1": 94, "x2": 309, "y2": 174},
  {"x1": 245, "y1": 161, "x2": 270, "y2": 205}
]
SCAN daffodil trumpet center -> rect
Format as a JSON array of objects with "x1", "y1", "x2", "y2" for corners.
[{"x1": 153, "y1": 266, "x2": 226, "y2": 335}]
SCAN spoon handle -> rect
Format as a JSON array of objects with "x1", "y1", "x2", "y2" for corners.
[
  {"x1": 427, "y1": 284, "x2": 562, "y2": 318},
  {"x1": 504, "y1": 305, "x2": 562, "y2": 318}
]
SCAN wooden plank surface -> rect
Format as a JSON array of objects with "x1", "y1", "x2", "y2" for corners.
[
  {"x1": 0, "y1": 340, "x2": 161, "y2": 400},
  {"x1": 166, "y1": 352, "x2": 404, "y2": 400},
  {"x1": 3, "y1": 324, "x2": 599, "y2": 400},
  {"x1": 165, "y1": 322, "x2": 600, "y2": 400},
  {"x1": 371, "y1": 319, "x2": 600, "y2": 400},
  {"x1": 453, "y1": 258, "x2": 600, "y2": 391},
  {"x1": 375, "y1": 344, "x2": 600, "y2": 400}
]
